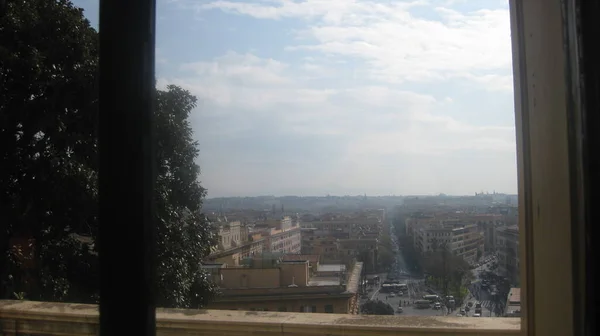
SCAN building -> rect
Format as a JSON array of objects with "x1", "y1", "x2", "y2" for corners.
[
  {"x1": 336, "y1": 239, "x2": 378, "y2": 273},
  {"x1": 504, "y1": 287, "x2": 521, "y2": 317},
  {"x1": 213, "y1": 220, "x2": 249, "y2": 252},
  {"x1": 206, "y1": 254, "x2": 362, "y2": 314},
  {"x1": 255, "y1": 218, "x2": 302, "y2": 254},
  {"x1": 495, "y1": 225, "x2": 520, "y2": 286},
  {"x1": 300, "y1": 228, "x2": 342, "y2": 261},
  {"x1": 412, "y1": 221, "x2": 484, "y2": 264},
  {"x1": 207, "y1": 215, "x2": 302, "y2": 266}
]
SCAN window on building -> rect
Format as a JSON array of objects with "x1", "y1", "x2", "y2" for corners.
[{"x1": 324, "y1": 305, "x2": 334, "y2": 313}]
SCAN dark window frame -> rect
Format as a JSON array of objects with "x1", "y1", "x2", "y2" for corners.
[
  {"x1": 98, "y1": 1, "x2": 157, "y2": 336},
  {"x1": 94, "y1": 0, "x2": 600, "y2": 335}
]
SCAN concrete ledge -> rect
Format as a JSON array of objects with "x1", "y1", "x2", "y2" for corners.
[{"x1": 0, "y1": 300, "x2": 521, "y2": 336}]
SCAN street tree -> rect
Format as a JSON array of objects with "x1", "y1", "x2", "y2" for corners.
[
  {"x1": 377, "y1": 231, "x2": 394, "y2": 272},
  {"x1": 421, "y1": 239, "x2": 473, "y2": 300},
  {"x1": 0, "y1": 0, "x2": 217, "y2": 308},
  {"x1": 360, "y1": 300, "x2": 395, "y2": 315}
]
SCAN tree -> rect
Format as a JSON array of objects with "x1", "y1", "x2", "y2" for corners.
[
  {"x1": 377, "y1": 244, "x2": 394, "y2": 272},
  {"x1": 0, "y1": 0, "x2": 217, "y2": 308},
  {"x1": 420, "y1": 240, "x2": 472, "y2": 298},
  {"x1": 0, "y1": 0, "x2": 100, "y2": 303},
  {"x1": 154, "y1": 85, "x2": 218, "y2": 308},
  {"x1": 376, "y1": 231, "x2": 394, "y2": 272},
  {"x1": 360, "y1": 300, "x2": 395, "y2": 315}
]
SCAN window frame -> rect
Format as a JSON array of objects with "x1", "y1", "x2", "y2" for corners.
[
  {"x1": 510, "y1": 0, "x2": 595, "y2": 335},
  {"x1": 96, "y1": 0, "x2": 595, "y2": 335}
]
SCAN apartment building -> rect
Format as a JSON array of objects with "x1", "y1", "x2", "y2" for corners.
[
  {"x1": 206, "y1": 254, "x2": 362, "y2": 314},
  {"x1": 504, "y1": 287, "x2": 521, "y2": 317},
  {"x1": 207, "y1": 215, "x2": 302, "y2": 266},
  {"x1": 337, "y1": 239, "x2": 378, "y2": 273},
  {"x1": 413, "y1": 221, "x2": 484, "y2": 264},
  {"x1": 300, "y1": 216, "x2": 381, "y2": 240},
  {"x1": 254, "y1": 216, "x2": 302, "y2": 254},
  {"x1": 213, "y1": 220, "x2": 249, "y2": 252},
  {"x1": 495, "y1": 225, "x2": 520, "y2": 286},
  {"x1": 300, "y1": 214, "x2": 381, "y2": 272},
  {"x1": 300, "y1": 228, "x2": 344, "y2": 262}
]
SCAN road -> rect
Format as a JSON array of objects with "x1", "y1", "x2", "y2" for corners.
[
  {"x1": 463, "y1": 255, "x2": 501, "y2": 317},
  {"x1": 360, "y1": 221, "x2": 502, "y2": 317},
  {"x1": 371, "y1": 221, "x2": 447, "y2": 316}
]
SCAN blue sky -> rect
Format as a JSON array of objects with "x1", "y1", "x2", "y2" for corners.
[{"x1": 75, "y1": 0, "x2": 517, "y2": 197}]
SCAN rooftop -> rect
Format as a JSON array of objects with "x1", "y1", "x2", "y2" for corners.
[
  {"x1": 317, "y1": 264, "x2": 346, "y2": 273},
  {"x1": 282, "y1": 254, "x2": 320, "y2": 263},
  {"x1": 508, "y1": 288, "x2": 521, "y2": 303},
  {"x1": 308, "y1": 276, "x2": 341, "y2": 286}
]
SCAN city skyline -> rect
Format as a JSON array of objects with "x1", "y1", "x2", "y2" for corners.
[
  {"x1": 205, "y1": 191, "x2": 517, "y2": 199},
  {"x1": 75, "y1": 0, "x2": 517, "y2": 197}
]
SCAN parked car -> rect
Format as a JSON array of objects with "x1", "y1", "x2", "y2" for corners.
[
  {"x1": 433, "y1": 303, "x2": 442, "y2": 310},
  {"x1": 473, "y1": 313, "x2": 481, "y2": 317},
  {"x1": 396, "y1": 307, "x2": 403, "y2": 313}
]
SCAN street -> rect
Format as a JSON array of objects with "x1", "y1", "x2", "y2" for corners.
[
  {"x1": 358, "y1": 222, "x2": 448, "y2": 317},
  {"x1": 360, "y1": 222, "x2": 505, "y2": 317}
]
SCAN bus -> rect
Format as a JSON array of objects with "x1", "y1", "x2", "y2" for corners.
[
  {"x1": 423, "y1": 294, "x2": 439, "y2": 302},
  {"x1": 380, "y1": 284, "x2": 392, "y2": 293},
  {"x1": 381, "y1": 283, "x2": 407, "y2": 294},
  {"x1": 415, "y1": 300, "x2": 432, "y2": 309}
]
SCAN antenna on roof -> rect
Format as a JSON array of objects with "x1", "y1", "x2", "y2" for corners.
[{"x1": 288, "y1": 276, "x2": 298, "y2": 288}]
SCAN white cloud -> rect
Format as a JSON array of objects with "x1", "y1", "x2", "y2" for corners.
[
  {"x1": 160, "y1": 51, "x2": 514, "y2": 155},
  {"x1": 158, "y1": 1, "x2": 517, "y2": 195},
  {"x1": 196, "y1": 0, "x2": 512, "y2": 91}
]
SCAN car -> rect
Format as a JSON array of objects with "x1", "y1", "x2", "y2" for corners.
[
  {"x1": 389, "y1": 293, "x2": 396, "y2": 297},
  {"x1": 473, "y1": 313, "x2": 481, "y2": 317},
  {"x1": 433, "y1": 303, "x2": 442, "y2": 310},
  {"x1": 396, "y1": 307, "x2": 403, "y2": 313},
  {"x1": 456, "y1": 312, "x2": 464, "y2": 317}
]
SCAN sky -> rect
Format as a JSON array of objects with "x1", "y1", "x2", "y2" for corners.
[{"x1": 75, "y1": 0, "x2": 517, "y2": 197}]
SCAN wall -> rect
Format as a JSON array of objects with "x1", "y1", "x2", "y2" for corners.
[
  {"x1": 207, "y1": 296, "x2": 351, "y2": 314},
  {"x1": 279, "y1": 262, "x2": 309, "y2": 287},
  {"x1": 220, "y1": 268, "x2": 281, "y2": 289},
  {"x1": 0, "y1": 300, "x2": 520, "y2": 335}
]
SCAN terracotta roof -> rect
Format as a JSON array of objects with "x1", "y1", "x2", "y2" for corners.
[{"x1": 282, "y1": 254, "x2": 320, "y2": 263}]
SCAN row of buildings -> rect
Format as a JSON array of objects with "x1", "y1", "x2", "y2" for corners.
[
  {"x1": 201, "y1": 209, "x2": 386, "y2": 314},
  {"x1": 404, "y1": 207, "x2": 520, "y2": 286}
]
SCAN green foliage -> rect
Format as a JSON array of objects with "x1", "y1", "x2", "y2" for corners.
[
  {"x1": 420, "y1": 242, "x2": 472, "y2": 297},
  {"x1": 154, "y1": 85, "x2": 219, "y2": 308},
  {"x1": 377, "y1": 231, "x2": 394, "y2": 272},
  {"x1": 0, "y1": 0, "x2": 217, "y2": 308},
  {"x1": 0, "y1": 0, "x2": 100, "y2": 303},
  {"x1": 360, "y1": 300, "x2": 395, "y2": 315}
]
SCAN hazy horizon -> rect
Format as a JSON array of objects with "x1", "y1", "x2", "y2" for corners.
[
  {"x1": 205, "y1": 191, "x2": 517, "y2": 199},
  {"x1": 76, "y1": 0, "x2": 517, "y2": 198}
]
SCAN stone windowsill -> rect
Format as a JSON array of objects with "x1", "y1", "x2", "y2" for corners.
[{"x1": 0, "y1": 300, "x2": 521, "y2": 336}]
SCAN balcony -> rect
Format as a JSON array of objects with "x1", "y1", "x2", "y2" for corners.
[{"x1": 0, "y1": 300, "x2": 520, "y2": 336}]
